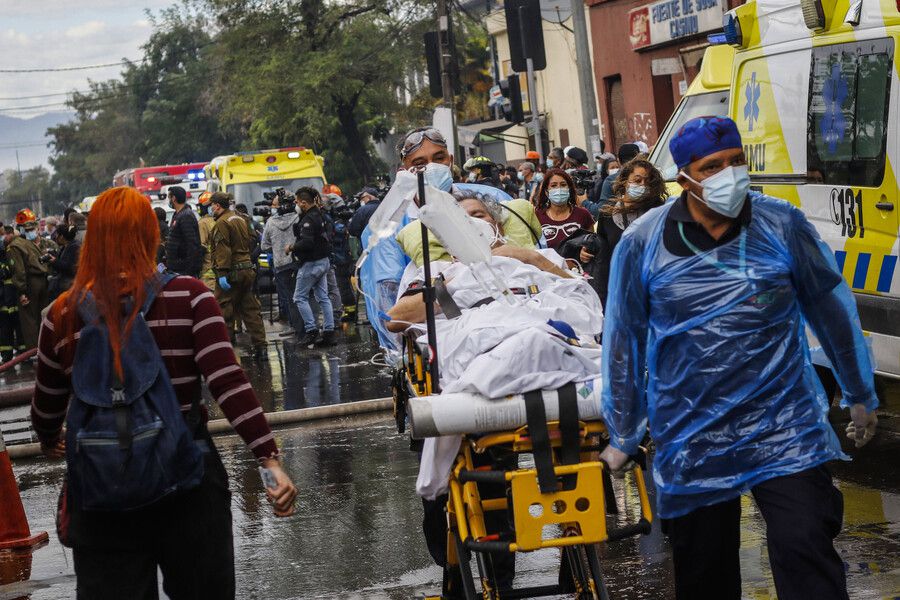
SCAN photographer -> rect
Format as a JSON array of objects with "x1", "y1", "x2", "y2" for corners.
[
  {"x1": 577, "y1": 159, "x2": 666, "y2": 309},
  {"x1": 288, "y1": 187, "x2": 336, "y2": 349},
  {"x1": 323, "y1": 193, "x2": 359, "y2": 322},
  {"x1": 348, "y1": 186, "x2": 381, "y2": 239},
  {"x1": 260, "y1": 189, "x2": 303, "y2": 336}
]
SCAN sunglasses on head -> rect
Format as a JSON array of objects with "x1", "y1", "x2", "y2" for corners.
[{"x1": 400, "y1": 128, "x2": 447, "y2": 159}]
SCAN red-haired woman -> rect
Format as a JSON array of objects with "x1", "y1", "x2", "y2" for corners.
[
  {"x1": 31, "y1": 187, "x2": 297, "y2": 599},
  {"x1": 534, "y1": 168, "x2": 594, "y2": 254}
]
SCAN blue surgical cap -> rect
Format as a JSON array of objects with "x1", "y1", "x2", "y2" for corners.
[{"x1": 669, "y1": 116, "x2": 743, "y2": 170}]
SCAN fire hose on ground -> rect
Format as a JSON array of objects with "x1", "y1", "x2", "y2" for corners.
[{"x1": 6, "y1": 397, "x2": 393, "y2": 460}]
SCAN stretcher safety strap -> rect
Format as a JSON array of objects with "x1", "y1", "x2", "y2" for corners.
[
  {"x1": 558, "y1": 383, "x2": 580, "y2": 467},
  {"x1": 524, "y1": 390, "x2": 556, "y2": 494},
  {"x1": 433, "y1": 275, "x2": 461, "y2": 320}
]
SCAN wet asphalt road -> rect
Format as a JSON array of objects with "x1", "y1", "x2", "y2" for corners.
[{"x1": 1, "y1": 318, "x2": 900, "y2": 599}]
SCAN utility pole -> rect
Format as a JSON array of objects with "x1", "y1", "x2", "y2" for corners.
[
  {"x1": 518, "y1": 5, "x2": 542, "y2": 161},
  {"x1": 437, "y1": 0, "x2": 458, "y2": 159},
  {"x1": 571, "y1": 0, "x2": 600, "y2": 165}
]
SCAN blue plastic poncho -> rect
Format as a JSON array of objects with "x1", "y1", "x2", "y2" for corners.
[
  {"x1": 360, "y1": 217, "x2": 411, "y2": 352},
  {"x1": 601, "y1": 193, "x2": 878, "y2": 519}
]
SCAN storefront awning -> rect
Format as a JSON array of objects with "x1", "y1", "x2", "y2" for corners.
[{"x1": 458, "y1": 119, "x2": 515, "y2": 147}]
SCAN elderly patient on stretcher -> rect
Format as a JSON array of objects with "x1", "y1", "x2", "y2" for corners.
[{"x1": 386, "y1": 189, "x2": 604, "y2": 399}]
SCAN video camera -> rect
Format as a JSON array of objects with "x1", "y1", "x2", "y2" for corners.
[
  {"x1": 567, "y1": 168, "x2": 598, "y2": 196},
  {"x1": 256, "y1": 187, "x2": 296, "y2": 218}
]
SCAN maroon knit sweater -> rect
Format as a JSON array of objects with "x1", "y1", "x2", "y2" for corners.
[{"x1": 30, "y1": 276, "x2": 278, "y2": 461}]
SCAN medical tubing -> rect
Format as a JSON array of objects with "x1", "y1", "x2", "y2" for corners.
[{"x1": 417, "y1": 171, "x2": 441, "y2": 393}]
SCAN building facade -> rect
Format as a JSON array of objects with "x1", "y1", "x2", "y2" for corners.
[
  {"x1": 587, "y1": 0, "x2": 740, "y2": 150},
  {"x1": 480, "y1": 4, "x2": 602, "y2": 164}
]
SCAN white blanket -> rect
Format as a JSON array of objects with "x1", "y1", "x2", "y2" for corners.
[{"x1": 403, "y1": 253, "x2": 604, "y2": 500}]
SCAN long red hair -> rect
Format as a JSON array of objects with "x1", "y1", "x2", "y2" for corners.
[{"x1": 53, "y1": 186, "x2": 160, "y2": 378}]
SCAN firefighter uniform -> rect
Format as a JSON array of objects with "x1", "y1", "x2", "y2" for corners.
[
  {"x1": 211, "y1": 209, "x2": 266, "y2": 347},
  {"x1": 6, "y1": 235, "x2": 49, "y2": 349},
  {"x1": 0, "y1": 250, "x2": 24, "y2": 361}
]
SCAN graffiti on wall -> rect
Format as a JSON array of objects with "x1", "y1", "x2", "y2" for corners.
[{"x1": 631, "y1": 112, "x2": 655, "y2": 143}]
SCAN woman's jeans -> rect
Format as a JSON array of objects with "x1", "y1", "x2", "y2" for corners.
[{"x1": 293, "y1": 258, "x2": 334, "y2": 333}]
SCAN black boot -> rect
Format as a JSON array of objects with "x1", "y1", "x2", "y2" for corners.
[
  {"x1": 317, "y1": 329, "x2": 335, "y2": 347},
  {"x1": 302, "y1": 330, "x2": 319, "y2": 349}
]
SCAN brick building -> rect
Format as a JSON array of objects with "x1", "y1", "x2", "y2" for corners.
[{"x1": 587, "y1": 0, "x2": 740, "y2": 150}]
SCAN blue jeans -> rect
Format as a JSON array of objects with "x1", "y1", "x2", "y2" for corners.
[
  {"x1": 293, "y1": 258, "x2": 334, "y2": 332},
  {"x1": 275, "y1": 266, "x2": 303, "y2": 334}
]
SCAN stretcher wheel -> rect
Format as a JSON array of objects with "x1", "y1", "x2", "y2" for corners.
[{"x1": 562, "y1": 543, "x2": 609, "y2": 600}]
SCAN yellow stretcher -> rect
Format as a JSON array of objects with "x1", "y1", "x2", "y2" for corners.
[{"x1": 392, "y1": 333, "x2": 654, "y2": 600}]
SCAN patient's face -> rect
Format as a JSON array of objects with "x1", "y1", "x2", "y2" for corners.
[{"x1": 460, "y1": 199, "x2": 497, "y2": 227}]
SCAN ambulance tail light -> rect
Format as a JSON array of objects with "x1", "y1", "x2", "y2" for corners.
[
  {"x1": 287, "y1": 151, "x2": 301, "y2": 159},
  {"x1": 722, "y1": 11, "x2": 744, "y2": 47}
]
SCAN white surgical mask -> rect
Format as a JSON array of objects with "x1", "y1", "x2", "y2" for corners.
[
  {"x1": 517, "y1": 172, "x2": 525, "y2": 182},
  {"x1": 607, "y1": 168, "x2": 619, "y2": 176},
  {"x1": 626, "y1": 184, "x2": 645, "y2": 199},
  {"x1": 423, "y1": 162, "x2": 453, "y2": 192},
  {"x1": 466, "y1": 171, "x2": 477, "y2": 183},
  {"x1": 547, "y1": 188, "x2": 570, "y2": 206},
  {"x1": 680, "y1": 165, "x2": 750, "y2": 218}
]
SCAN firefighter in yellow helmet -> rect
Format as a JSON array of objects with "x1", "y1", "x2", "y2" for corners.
[{"x1": 6, "y1": 208, "x2": 49, "y2": 349}]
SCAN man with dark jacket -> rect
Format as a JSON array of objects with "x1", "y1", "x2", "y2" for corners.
[
  {"x1": 165, "y1": 187, "x2": 202, "y2": 277},
  {"x1": 288, "y1": 187, "x2": 335, "y2": 349},
  {"x1": 348, "y1": 187, "x2": 381, "y2": 239}
]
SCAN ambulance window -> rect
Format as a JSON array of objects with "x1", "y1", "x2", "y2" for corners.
[{"x1": 807, "y1": 39, "x2": 893, "y2": 187}]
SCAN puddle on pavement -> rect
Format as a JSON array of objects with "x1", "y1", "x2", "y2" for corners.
[{"x1": 4, "y1": 412, "x2": 900, "y2": 599}]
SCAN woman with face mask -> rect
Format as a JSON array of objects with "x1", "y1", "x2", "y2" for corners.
[
  {"x1": 585, "y1": 159, "x2": 667, "y2": 310},
  {"x1": 534, "y1": 168, "x2": 594, "y2": 253}
]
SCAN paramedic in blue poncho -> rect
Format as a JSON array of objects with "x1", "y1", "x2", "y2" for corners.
[
  {"x1": 359, "y1": 127, "x2": 539, "y2": 356},
  {"x1": 598, "y1": 116, "x2": 879, "y2": 600}
]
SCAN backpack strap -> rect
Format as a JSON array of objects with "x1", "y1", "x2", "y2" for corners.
[
  {"x1": 140, "y1": 272, "x2": 177, "y2": 316},
  {"x1": 137, "y1": 272, "x2": 203, "y2": 436}
]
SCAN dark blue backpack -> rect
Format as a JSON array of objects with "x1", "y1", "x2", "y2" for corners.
[{"x1": 65, "y1": 273, "x2": 205, "y2": 511}]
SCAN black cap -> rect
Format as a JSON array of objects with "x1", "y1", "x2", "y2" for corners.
[
  {"x1": 617, "y1": 143, "x2": 640, "y2": 164},
  {"x1": 168, "y1": 186, "x2": 186, "y2": 204},
  {"x1": 564, "y1": 146, "x2": 588, "y2": 166}
]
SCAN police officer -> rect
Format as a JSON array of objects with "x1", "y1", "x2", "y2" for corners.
[
  {"x1": 6, "y1": 209, "x2": 49, "y2": 350},
  {"x1": 0, "y1": 230, "x2": 25, "y2": 361},
  {"x1": 197, "y1": 192, "x2": 217, "y2": 290},
  {"x1": 209, "y1": 192, "x2": 267, "y2": 357}
]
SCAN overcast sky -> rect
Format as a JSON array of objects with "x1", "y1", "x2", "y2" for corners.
[{"x1": 0, "y1": 1, "x2": 174, "y2": 118}]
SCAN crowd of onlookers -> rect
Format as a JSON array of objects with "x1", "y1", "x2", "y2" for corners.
[{"x1": 0, "y1": 208, "x2": 86, "y2": 361}]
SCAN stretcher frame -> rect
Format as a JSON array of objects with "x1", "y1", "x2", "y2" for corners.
[{"x1": 393, "y1": 333, "x2": 654, "y2": 600}]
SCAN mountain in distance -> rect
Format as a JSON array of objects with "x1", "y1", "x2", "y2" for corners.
[{"x1": 0, "y1": 111, "x2": 74, "y2": 173}]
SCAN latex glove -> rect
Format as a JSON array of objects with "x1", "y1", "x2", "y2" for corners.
[
  {"x1": 600, "y1": 445, "x2": 631, "y2": 472},
  {"x1": 846, "y1": 403, "x2": 877, "y2": 448},
  {"x1": 217, "y1": 276, "x2": 231, "y2": 291},
  {"x1": 260, "y1": 459, "x2": 298, "y2": 517}
]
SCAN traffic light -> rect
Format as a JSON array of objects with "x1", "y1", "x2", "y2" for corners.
[
  {"x1": 424, "y1": 32, "x2": 443, "y2": 99},
  {"x1": 504, "y1": 0, "x2": 546, "y2": 72},
  {"x1": 499, "y1": 76, "x2": 525, "y2": 124}
]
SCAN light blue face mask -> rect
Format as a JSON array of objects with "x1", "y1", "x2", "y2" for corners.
[
  {"x1": 626, "y1": 184, "x2": 646, "y2": 199},
  {"x1": 25, "y1": 230, "x2": 38, "y2": 241},
  {"x1": 680, "y1": 165, "x2": 750, "y2": 218},
  {"x1": 547, "y1": 188, "x2": 570, "y2": 206},
  {"x1": 546, "y1": 158, "x2": 555, "y2": 169},
  {"x1": 533, "y1": 172, "x2": 544, "y2": 183},
  {"x1": 424, "y1": 162, "x2": 453, "y2": 192}
]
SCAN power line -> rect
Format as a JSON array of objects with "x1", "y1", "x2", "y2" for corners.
[{"x1": 0, "y1": 59, "x2": 139, "y2": 74}]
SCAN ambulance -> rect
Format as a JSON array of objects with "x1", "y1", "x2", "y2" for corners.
[
  {"x1": 650, "y1": 0, "x2": 900, "y2": 378},
  {"x1": 203, "y1": 147, "x2": 327, "y2": 206}
]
